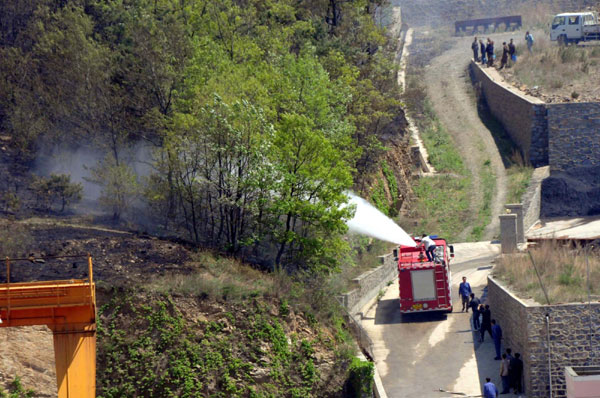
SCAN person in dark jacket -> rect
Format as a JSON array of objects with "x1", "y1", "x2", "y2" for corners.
[
  {"x1": 499, "y1": 42, "x2": 509, "y2": 69},
  {"x1": 471, "y1": 37, "x2": 479, "y2": 61},
  {"x1": 486, "y1": 39, "x2": 494, "y2": 67},
  {"x1": 480, "y1": 39, "x2": 486, "y2": 65},
  {"x1": 480, "y1": 304, "x2": 493, "y2": 342},
  {"x1": 508, "y1": 38, "x2": 516, "y2": 66},
  {"x1": 509, "y1": 352, "x2": 524, "y2": 393},
  {"x1": 469, "y1": 293, "x2": 481, "y2": 330}
]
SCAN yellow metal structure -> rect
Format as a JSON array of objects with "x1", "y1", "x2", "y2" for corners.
[{"x1": 0, "y1": 255, "x2": 96, "y2": 398}]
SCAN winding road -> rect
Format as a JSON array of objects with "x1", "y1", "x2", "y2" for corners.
[{"x1": 362, "y1": 24, "x2": 530, "y2": 397}]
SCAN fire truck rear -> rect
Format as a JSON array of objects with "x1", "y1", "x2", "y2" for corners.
[{"x1": 397, "y1": 237, "x2": 454, "y2": 313}]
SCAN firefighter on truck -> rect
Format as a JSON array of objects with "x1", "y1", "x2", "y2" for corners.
[{"x1": 397, "y1": 235, "x2": 454, "y2": 314}]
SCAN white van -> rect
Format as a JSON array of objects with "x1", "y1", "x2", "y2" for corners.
[{"x1": 550, "y1": 12, "x2": 600, "y2": 44}]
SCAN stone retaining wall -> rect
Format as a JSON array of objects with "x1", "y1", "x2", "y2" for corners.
[
  {"x1": 547, "y1": 103, "x2": 600, "y2": 172},
  {"x1": 470, "y1": 61, "x2": 548, "y2": 167},
  {"x1": 488, "y1": 276, "x2": 600, "y2": 398},
  {"x1": 340, "y1": 251, "x2": 398, "y2": 314}
]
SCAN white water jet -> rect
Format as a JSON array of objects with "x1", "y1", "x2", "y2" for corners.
[{"x1": 344, "y1": 193, "x2": 416, "y2": 247}]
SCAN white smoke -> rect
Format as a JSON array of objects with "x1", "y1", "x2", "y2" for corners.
[{"x1": 344, "y1": 192, "x2": 416, "y2": 247}]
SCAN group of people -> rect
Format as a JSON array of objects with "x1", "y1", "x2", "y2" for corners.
[
  {"x1": 471, "y1": 37, "x2": 516, "y2": 69},
  {"x1": 458, "y1": 277, "x2": 524, "y2": 396},
  {"x1": 471, "y1": 31, "x2": 534, "y2": 70},
  {"x1": 485, "y1": 349, "x2": 524, "y2": 396}
]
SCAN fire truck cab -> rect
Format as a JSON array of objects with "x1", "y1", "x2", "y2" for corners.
[{"x1": 397, "y1": 236, "x2": 454, "y2": 314}]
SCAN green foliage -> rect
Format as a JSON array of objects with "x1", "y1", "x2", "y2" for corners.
[
  {"x1": 346, "y1": 357, "x2": 374, "y2": 398},
  {"x1": 421, "y1": 118, "x2": 465, "y2": 175},
  {"x1": 468, "y1": 160, "x2": 495, "y2": 241},
  {"x1": 370, "y1": 180, "x2": 389, "y2": 215},
  {"x1": 87, "y1": 155, "x2": 139, "y2": 222},
  {"x1": 30, "y1": 174, "x2": 83, "y2": 212},
  {"x1": 506, "y1": 164, "x2": 533, "y2": 204},
  {"x1": 413, "y1": 175, "x2": 471, "y2": 242},
  {"x1": 0, "y1": 376, "x2": 35, "y2": 398},
  {"x1": 97, "y1": 289, "x2": 336, "y2": 398},
  {"x1": 0, "y1": 0, "x2": 403, "y2": 273},
  {"x1": 0, "y1": 192, "x2": 20, "y2": 213},
  {"x1": 558, "y1": 264, "x2": 582, "y2": 286}
]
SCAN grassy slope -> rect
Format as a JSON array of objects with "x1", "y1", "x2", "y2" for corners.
[{"x1": 95, "y1": 251, "x2": 359, "y2": 398}]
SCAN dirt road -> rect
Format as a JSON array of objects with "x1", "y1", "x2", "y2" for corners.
[{"x1": 420, "y1": 32, "x2": 517, "y2": 240}]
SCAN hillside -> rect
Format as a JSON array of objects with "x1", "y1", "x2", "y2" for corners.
[
  {"x1": 0, "y1": 0, "x2": 413, "y2": 272},
  {"x1": 0, "y1": 1, "x2": 408, "y2": 396},
  {"x1": 1, "y1": 219, "x2": 369, "y2": 397}
]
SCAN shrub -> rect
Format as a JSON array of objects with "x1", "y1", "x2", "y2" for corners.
[
  {"x1": 559, "y1": 46, "x2": 578, "y2": 63},
  {"x1": 0, "y1": 376, "x2": 35, "y2": 398},
  {"x1": 0, "y1": 192, "x2": 20, "y2": 213},
  {"x1": 345, "y1": 357, "x2": 374, "y2": 398},
  {"x1": 30, "y1": 174, "x2": 82, "y2": 212}
]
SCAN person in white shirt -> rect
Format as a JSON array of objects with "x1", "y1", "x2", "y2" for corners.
[{"x1": 419, "y1": 234, "x2": 437, "y2": 262}]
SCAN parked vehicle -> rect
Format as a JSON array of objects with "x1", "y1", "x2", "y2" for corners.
[
  {"x1": 550, "y1": 11, "x2": 600, "y2": 44},
  {"x1": 397, "y1": 236, "x2": 454, "y2": 314}
]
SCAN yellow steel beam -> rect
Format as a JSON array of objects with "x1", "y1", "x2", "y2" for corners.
[{"x1": 0, "y1": 255, "x2": 97, "y2": 398}]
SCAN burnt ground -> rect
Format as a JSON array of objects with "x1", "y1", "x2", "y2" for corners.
[
  {"x1": 0, "y1": 218, "x2": 196, "y2": 396},
  {"x1": 0, "y1": 218, "x2": 349, "y2": 397},
  {"x1": 1, "y1": 218, "x2": 195, "y2": 285}
]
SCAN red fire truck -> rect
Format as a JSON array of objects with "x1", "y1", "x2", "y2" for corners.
[{"x1": 397, "y1": 236, "x2": 454, "y2": 313}]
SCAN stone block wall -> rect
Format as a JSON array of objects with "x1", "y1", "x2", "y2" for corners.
[
  {"x1": 547, "y1": 103, "x2": 600, "y2": 172},
  {"x1": 488, "y1": 276, "x2": 600, "y2": 398},
  {"x1": 340, "y1": 250, "x2": 398, "y2": 314},
  {"x1": 470, "y1": 62, "x2": 548, "y2": 167},
  {"x1": 487, "y1": 277, "x2": 529, "y2": 373}
]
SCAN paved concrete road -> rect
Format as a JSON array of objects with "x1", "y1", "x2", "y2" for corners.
[{"x1": 361, "y1": 242, "x2": 528, "y2": 397}]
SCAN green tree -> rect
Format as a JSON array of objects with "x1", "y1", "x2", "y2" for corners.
[
  {"x1": 30, "y1": 174, "x2": 83, "y2": 212},
  {"x1": 154, "y1": 96, "x2": 274, "y2": 251},
  {"x1": 270, "y1": 113, "x2": 355, "y2": 272},
  {"x1": 87, "y1": 155, "x2": 139, "y2": 222}
]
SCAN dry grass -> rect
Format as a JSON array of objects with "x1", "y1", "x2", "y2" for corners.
[
  {"x1": 148, "y1": 251, "x2": 276, "y2": 300},
  {"x1": 494, "y1": 242, "x2": 600, "y2": 304},
  {"x1": 501, "y1": 35, "x2": 600, "y2": 102}
]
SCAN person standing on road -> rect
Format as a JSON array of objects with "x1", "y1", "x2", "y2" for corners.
[
  {"x1": 419, "y1": 234, "x2": 437, "y2": 262},
  {"x1": 498, "y1": 42, "x2": 509, "y2": 70},
  {"x1": 472, "y1": 37, "x2": 479, "y2": 61},
  {"x1": 491, "y1": 319, "x2": 503, "y2": 359},
  {"x1": 469, "y1": 293, "x2": 481, "y2": 330},
  {"x1": 480, "y1": 304, "x2": 493, "y2": 342},
  {"x1": 459, "y1": 276, "x2": 472, "y2": 312},
  {"x1": 508, "y1": 38, "x2": 516, "y2": 66},
  {"x1": 500, "y1": 353, "x2": 511, "y2": 394},
  {"x1": 483, "y1": 377, "x2": 499, "y2": 398},
  {"x1": 480, "y1": 39, "x2": 486, "y2": 65},
  {"x1": 510, "y1": 353, "x2": 524, "y2": 393},
  {"x1": 486, "y1": 39, "x2": 495, "y2": 67},
  {"x1": 525, "y1": 31, "x2": 534, "y2": 53}
]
